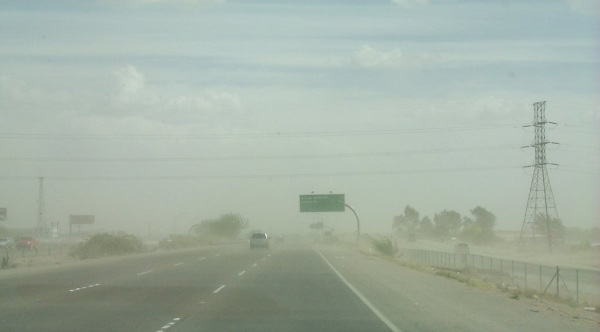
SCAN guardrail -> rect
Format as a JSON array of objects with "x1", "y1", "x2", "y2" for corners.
[{"x1": 397, "y1": 247, "x2": 600, "y2": 306}]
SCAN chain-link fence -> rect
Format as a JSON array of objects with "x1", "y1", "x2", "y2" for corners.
[{"x1": 397, "y1": 247, "x2": 600, "y2": 306}]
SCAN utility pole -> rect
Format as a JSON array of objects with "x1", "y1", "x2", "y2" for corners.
[
  {"x1": 520, "y1": 101, "x2": 559, "y2": 251},
  {"x1": 37, "y1": 177, "x2": 45, "y2": 236}
]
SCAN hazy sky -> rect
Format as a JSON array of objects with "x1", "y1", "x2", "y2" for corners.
[{"x1": 0, "y1": 0, "x2": 598, "y2": 237}]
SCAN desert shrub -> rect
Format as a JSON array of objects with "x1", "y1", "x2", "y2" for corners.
[
  {"x1": 70, "y1": 233, "x2": 145, "y2": 259},
  {"x1": 372, "y1": 236, "x2": 397, "y2": 257}
]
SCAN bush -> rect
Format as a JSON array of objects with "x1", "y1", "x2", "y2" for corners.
[
  {"x1": 70, "y1": 233, "x2": 145, "y2": 259},
  {"x1": 372, "y1": 236, "x2": 397, "y2": 257}
]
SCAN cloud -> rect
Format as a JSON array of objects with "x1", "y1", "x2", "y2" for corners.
[
  {"x1": 564, "y1": 0, "x2": 599, "y2": 16},
  {"x1": 109, "y1": 65, "x2": 242, "y2": 125},
  {"x1": 110, "y1": 0, "x2": 226, "y2": 5},
  {"x1": 389, "y1": 0, "x2": 430, "y2": 6},
  {"x1": 350, "y1": 44, "x2": 442, "y2": 69},
  {"x1": 0, "y1": 75, "x2": 74, "y2": 121},
  {"x1": 115, "y1": 65, "x2": 146, "y2": 95}
]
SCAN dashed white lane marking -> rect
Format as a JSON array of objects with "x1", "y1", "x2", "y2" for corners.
[
  {"x1": 156, "y1": 317, "x2": 180, "y2": 332},
  {"x1": 214, "y1": 254, "x2": 220, "y2": 257},
  {"x1": 238, "y1": 270, "x2": 246, "y2": 276},
  {"x1": 198, "y1": 257, "x2": 206, "y2": 261},
  {"x1": 314, "y1": 248, "x2": 403, "y2": 332},
  {"x1": 174, "y1": 262, "x2": 184, "y2": 266},
  {"x1": 253, "y1": 263, "x2": 258, "y2": 267},
  {"x1": 213, "y1": 285, "x2": 226, "y2": 294},
  {"x1": 137, "y1": 270, "x2": 153, "y2": 276},
  {"x1": 69, "y1": 283, "x2": 100, "y2": 292}
]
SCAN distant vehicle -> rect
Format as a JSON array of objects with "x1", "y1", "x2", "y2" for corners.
[
  {"x1": 249, "y1": 232, "x2": 269, "y2": 249},
  {"x1": 16, "y1": 237, "x2": 38, "y2": 250},
  {"x1": 454, "y1": 243, "x2": 470, "y2": 254},
  {"x1": 0, "y1": 237, "x2": 15, "y2": 249}
]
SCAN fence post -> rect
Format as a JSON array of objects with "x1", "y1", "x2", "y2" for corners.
[
  {"x1": 576, "y1": 269, "x2": 579, "y2": 305},
  {"x1": 500, "y1": 260, "x2": 503, "y2": 285},
  {"x1": 556, "y1": 266, "x2": 559, "y2": 298},
  {"x1": 524, "y1": 263, "x2": 527, "y2": 290},
  {"x1": 511, "y1": 260, "x2": 514, "y2": 286},
  {"x1": 539, "y1": 265, "x2": 542, "y2": 294}
]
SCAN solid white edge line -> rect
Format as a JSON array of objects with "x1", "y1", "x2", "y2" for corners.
[{"x1": 314, "y1": 248, "x2": 402, "y2": 332}]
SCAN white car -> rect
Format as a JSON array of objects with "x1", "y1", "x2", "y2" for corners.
[
  {"x1": 0, "y1": 237, "x2": 15, "y2": 249},
  {"x1": 249, "y1": 232, "x2": 269, "y2": 249}
]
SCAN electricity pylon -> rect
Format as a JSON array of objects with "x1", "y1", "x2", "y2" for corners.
[{"x1": 520, "y1": 101, "x2": 559, "y2": 251}]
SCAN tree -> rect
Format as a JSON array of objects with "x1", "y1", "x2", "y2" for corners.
[
  {"x1": 433, "y1": 210, "x2": 462, "y2": 239},
  {"x1": 460, "y1": 206, "x2": 496, "y2": 244},
  {"x1": 535, "y1": 214, "x2": 565, "y2": 242},
  {"x1": 198, "y1": 213, "x2": 247, "y2": 238},
  {"x1": 393, "y1": 205, "x2": 420, "y2": 234},
  {"x1": 471, "y1": 206, "x2": 495, "y2": 232},
  {"x1": 418, "y1": 216, "x2": 434, "y2": 236}
]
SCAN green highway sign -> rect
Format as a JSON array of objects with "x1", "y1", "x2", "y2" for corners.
[{"x1": 299, "y1": 194, "x2": 345, "y2": 212}]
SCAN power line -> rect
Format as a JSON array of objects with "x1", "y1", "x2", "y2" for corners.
[
  {"x1": 559, "y1": 123, "x2": 600, "y2": 134},
  {"x1": 0, "y1": 165, "x2": 521, "y2": 181},
  {"x1": 0, "y1": 145, "x2": 518, "y2": 162},
  {"x1": 0, "y1": 124, "x2": 521, "y2": 140},
  {"x1": 560, "y1": 144, "x2": 600, "y2": 151}
]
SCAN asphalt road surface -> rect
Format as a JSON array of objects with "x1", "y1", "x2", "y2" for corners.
[{"x1": 0, "y1": 241, "x2": 596, "y2": 332}]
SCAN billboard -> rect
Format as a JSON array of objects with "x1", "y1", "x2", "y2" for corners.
[
  {"x1": 300, "y1": 194, "x2": 345, "y2": 212},
  {"x1": 69, "y1": 215, "x2": 95, "y2": 225}
]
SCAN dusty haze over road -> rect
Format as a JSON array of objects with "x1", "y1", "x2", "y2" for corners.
[{"x1": 0, "y1": 0, "x2": 598, "y2": 236}]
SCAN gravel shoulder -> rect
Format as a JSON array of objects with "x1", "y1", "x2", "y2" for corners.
[{"x1": 316, "y1": 243, "x2": 599, "y2": 332}]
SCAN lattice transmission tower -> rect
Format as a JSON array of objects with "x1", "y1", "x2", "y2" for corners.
[{"x1": 520, "y1": 101, "x2": 559, "y2": 251}]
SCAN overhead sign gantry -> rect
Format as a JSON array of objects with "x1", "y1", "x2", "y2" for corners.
[{"x1": 299, "y1": 194, "x2": 345, "y2": 212}]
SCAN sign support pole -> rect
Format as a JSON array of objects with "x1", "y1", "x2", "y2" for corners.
[{"x1": 345, "y1": 203, "x2": 360, "y2": 246}]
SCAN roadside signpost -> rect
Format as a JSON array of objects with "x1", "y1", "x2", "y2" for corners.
[
  {"x1": 299, "y1": 194, "x2": 360, "y2": 245},
  {"x1": 0, "y1": 208, "x2": 6, "y2": 221}
]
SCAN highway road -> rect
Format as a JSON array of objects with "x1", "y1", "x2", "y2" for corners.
[{"x1": 0, "y1": 241, "x2": 596, "y2": 332}]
